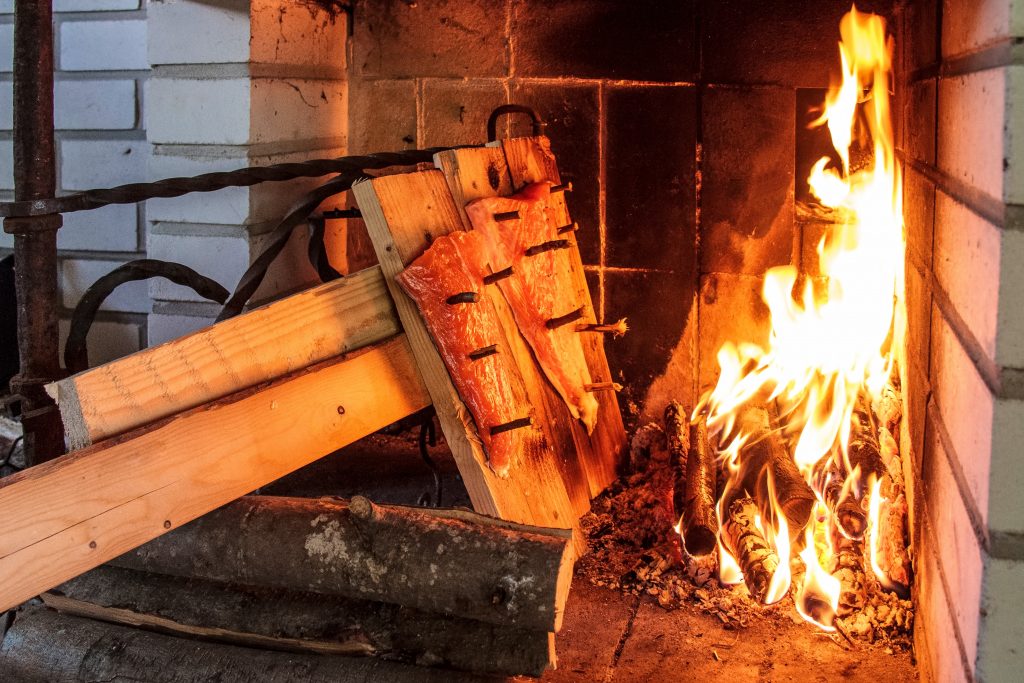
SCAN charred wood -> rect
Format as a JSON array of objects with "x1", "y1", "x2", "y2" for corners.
[
  {"x1": 0, "y1": 606, "x2": 489, "y2": 683},
  {"x1": 732, "y1": 406, "x2": 815, "y2": 538},
  {"x1": 111, "y1": 495, "x2": 573, "y2": 633},
  {"x1": 663, "y1": 401, "x2": 690, "y2": 527},
  {"x1": 681, "y1": 414, "x2": 719, "y2": 556},
  {"x1": 829, "y1": 525, "x2": 867, "y2": 616},
  {"x1": 44, "y1": 565, "x2": 553, "y2": 678},
  {"x1": 722, "y1": 497, "x2": 779, "y2": 604}
]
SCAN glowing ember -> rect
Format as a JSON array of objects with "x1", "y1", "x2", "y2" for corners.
[{"x1": 693, "y1": 5, "x2": 906, "y2": 629}]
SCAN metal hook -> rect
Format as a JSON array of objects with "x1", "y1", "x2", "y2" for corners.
[{"x1": 486, "y1": 104, "x2": 546, "y2": 143}]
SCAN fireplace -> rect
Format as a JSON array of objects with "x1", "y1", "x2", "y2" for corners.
[{"x1": 0, "y1": 0, "x2": 1021, "y2": 681}]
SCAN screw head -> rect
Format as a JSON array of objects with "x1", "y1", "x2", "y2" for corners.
[{"x1": 337, "y1": 405, "x2": 346, "y2": 415}]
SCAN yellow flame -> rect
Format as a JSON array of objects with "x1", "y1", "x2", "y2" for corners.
[
  {"x1": 763, "y1": 472, "x2": 792, "y2": 605},
  {"x1": 866, "y1": 475, "x2": 894, "y2": 590},
  {"x1": 796, "y1": 525, "x2": 841, "y2": 630},
  {"x1": 703, "y1": 6, "x2": 904, "y2": 630}
]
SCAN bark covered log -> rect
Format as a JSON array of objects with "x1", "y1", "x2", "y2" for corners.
[
  {"x1": 680, "y1": 413, "x2": 718, "y2": 556},
  {"x1": 0, "y1": 606, "x2": 489, "y2": 683},
  {"x1": 111, "y1": 495, "x2": 573, "y2": 632},
  {"x1": 722, "y1": 497, "x2": 779, "y2": 604},
  {"x1": 663, "y1": 401, "x2": 689, "y2": 526},
  {"x1": 732, "y1": 406, "x2": 815, "y2": 538},
  {"x1": 44, "y1": 565, "x2": 554, "y2": 678}
]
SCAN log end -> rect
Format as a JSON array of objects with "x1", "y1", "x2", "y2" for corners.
[{"x1": 682, "y1": 525, "x2": 718, "y2": 558}]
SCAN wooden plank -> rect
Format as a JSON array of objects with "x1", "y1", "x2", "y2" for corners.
[
  {"x1": 47, "y1": 266, "x2": 399, "y2": 448},
  {"x1": 0, "y1": 335, "x2": 430, "y2": 613},
  {"x1": 500, "y1": 136, "x2": 627, "y2": 496},
  {"x1": 352, "y1": 171, "x2": 583, "y2": 548},
  {"x1": 434, "y1": 147, "x2": 591, "y2": 518}
]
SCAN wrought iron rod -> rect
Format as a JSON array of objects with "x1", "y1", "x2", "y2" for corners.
[{"x1": 7, "y1": 0, "x2": 64, "y2": 463}]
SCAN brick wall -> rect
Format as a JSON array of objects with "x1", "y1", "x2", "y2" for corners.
[
  {"x1": 897, "y1": 0, "x2": 1024, "y2": 681},
  {"x1": 346, "y1": 0, "x2": 891, "y2": 424},
  {"x1": 0, "y1": 0, "x2": 149, "y2": 366}
]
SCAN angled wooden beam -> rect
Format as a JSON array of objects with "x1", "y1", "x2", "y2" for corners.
[
  {"x1": 0, "y1": 335, "x2": 430, "y2": 613},
  {"x1": 47, "y1": 266, "x2": 399, "y2": 448},
  {"x1": 353, "y1": 170, "x2": 583, "y2": 548}
]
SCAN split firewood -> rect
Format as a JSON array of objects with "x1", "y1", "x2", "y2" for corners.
[
  {"x1": 829, "y1": 525, "x2": 867, "y2": 617},
  {"x1": 814, "y1": 454, "x2": 868, "y2": 540},
  {"x1": 44, "y1": 566, "x2": 554, "y2": 678},
  {"x1": 878, "y1": 490, "x2": 912, "y2": 595},
  {"x1": 732, "y1": 405, "x2": 815, "y2": 538},
  {"x1": 111, "y1": 495, "x2": 573, "y2": 633},
  {"x1": 721, "y1": 496, "x2": 780, "y2": 604},
  {"x1": 680, "y1": 413, "x2": 719, "y2": 556},
  {"x1": 0, "y1": 606, "x2": 489, "y2": 683}
]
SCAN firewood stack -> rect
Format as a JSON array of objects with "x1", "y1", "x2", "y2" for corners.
[
  {"x1": 0, "y1": 134, "x2": 627, "y2": 679},
  {"x1": 2, "y1": 496, "x2": 573, "y2": 679}
]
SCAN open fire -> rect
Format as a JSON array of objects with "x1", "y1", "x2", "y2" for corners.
[{"x1": 685, "y1": 6, "x2": 911, "y2": 632}]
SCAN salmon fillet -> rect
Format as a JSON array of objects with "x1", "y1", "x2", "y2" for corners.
[
  {"x1": 397, "y1": 230, "x2": 531, "y2": 477},
  {"x1": 465, "y1": 182, "x2": 599, "y2": 433}
]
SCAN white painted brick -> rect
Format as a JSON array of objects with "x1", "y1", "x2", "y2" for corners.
[
  {"x1": 60, "y1": 20, "x2": 147, "y2": 72},
  {"x1": 938, "y1": 69, "x2": 1006, "y2": 203},
  {"x1": 148, "y1": 0, "x2": 250, "y2": 66},
  {"x1": 58, "y1": 318, "x2": 140, "y2": 368},
  {"x1": 977, "y1": 558, "x2": 1024, "y2": 681},
  {"x1": 990, "y1": 398, "x2": 1024, "y2": 533},
  {"x1": 924, "y1": 427, "x2": 984, "y2": 668},
  {"x1": 930, "y1": 305, "x2": 993, "y2": 525},
  {"x1": 250, "y1": 79, "x2": 347, "y2": 144},
  {"x1": 145, "y1": 78, "x2": 251, "y2": 145},
  {"x1": 60, "y1": 138, "x2": 148, "y2": 191},
  {"x1": 934, "y1": 191, "x2": 1000, "y2": 361},
  {"x1": 0, "y1": 139, "x2": 14, "y2": 190},
  {"x1": 58, "y1": 202, "x2": 138, "y2": 252},
  {"x1": 56, "y1": 1, "x2": 142, "y2": 11},
  {"x1": 1, "y1": 80, "x2": 137, "y2": 132},
  {"x1": 997, "y1": 228, "x2": 1024, "y2": 367},
  {"x1": 146, "y1": 145, "x2": 346, "y2": 226},
  {"x1": 61, "y1": 258, "x2": 150, "y2": 313},
  {"x1": 917, "y1": 533, "x2": 972, "y2": 683},
  {"x1": 0, "y1": 24, "x2": 12, "y2": 73},
  {"x1": 0, "y1": 1, "x2": 140, "y2": 13},
  {"x1": 250, "y1": 0, "x2": 347, "y2": 69},
  {"x1": 146, "y1": 230, "x2": 249, "y2": 303},
  {"x1": 942, "y1": 0, "x2": 1015, "y2": 58},
  {"x1": 1005, "y1": 66, "x2": 1024, "y2": 205},
  {"x1": 146, "y1": 148, "x2": 253, "y2": 224},
  {"x1": 56, "y1": 80, "x2": 137, "y2": 130},
  {"x1": 147, "y1": 311, "x2": 214, "y2": 347},
  {"x1": 250, "y1": 224, "x2": 320, "y2": 303}
]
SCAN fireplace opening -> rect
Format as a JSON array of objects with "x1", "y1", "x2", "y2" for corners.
[{"x1": 0, "y1": 1, "x2": 1019, "y2": 681}]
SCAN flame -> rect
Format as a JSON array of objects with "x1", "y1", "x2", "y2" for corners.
[
  {"x1": 701, "y1": 6, "x2": 905, "y2": 630},
  {"x1": 796, "y1": 524, "x2": 841, "y2": 630},
  {"x1": 763, "y1": 472, "x2": 792, "y2": 605}
]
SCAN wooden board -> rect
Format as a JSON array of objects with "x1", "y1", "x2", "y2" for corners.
[
  {"x1": 500, "y1": 136, "x2": 627, "y2": 495},
  {"x1": 47, "y1": 266, "x2": 399, "y2": 448},
  {"x1": 434, "y1": 146, "x2": 591, "y2": 517},
  {"x1": 0, "y1": 335, "x2": 430, "y2": 613},
  {"x1": 352, "y1": 171, "x2": 582, "y2": 549}
]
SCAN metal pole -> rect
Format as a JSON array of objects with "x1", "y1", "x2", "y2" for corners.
[{"x1": 4, "y1": 0, "x2": 64, "y2": 464}]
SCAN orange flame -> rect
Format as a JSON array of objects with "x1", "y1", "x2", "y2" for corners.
[{"x1": 703, "y1": 6, "x2": 904, "y2": 630}]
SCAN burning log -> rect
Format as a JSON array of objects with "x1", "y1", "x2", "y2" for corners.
[
  {"x1": 665, "y1": 404, "x2": 718, "y2": 556},
  {"x1": 734, "y1": 406, "x2": 815, "y2": 538},
  {"x1": 816, "y1": 457, "x2": 868, "y2": 540},
  {"x1": 829, "y1": 526, "x2": 867, "y2": 617},
  {"x1": 721, "y1": 496, "x2": 779, "y2": 604},
  {"x1": 111, "y1": 495, "x2": 574, "y2": 633},
  {"x1": 43, "y1": 566, "x2": 554, "y2": 678},
  {"x1": 663, "y1": 401, "x2": 690, "y2": 525},
  {"x1": 0, "y1": 606, "x2": 489, "y2": 683}
]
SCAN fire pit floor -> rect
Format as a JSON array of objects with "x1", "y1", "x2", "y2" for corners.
[{"x1": 536, "y1": 580, "x2": 916, "y2": 682}]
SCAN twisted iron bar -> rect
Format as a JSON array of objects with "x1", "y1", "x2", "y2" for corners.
[{"x1": 0, "y1": 149, "x2": 453, "y2": 219}]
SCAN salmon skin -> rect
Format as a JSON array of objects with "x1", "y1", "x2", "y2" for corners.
[
  {"x1": 397, "y1": 230, "x2": 531, "y2": 477},
  {"x1": 466, "y1": 182, "x2": 599, "y2": 434}
]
